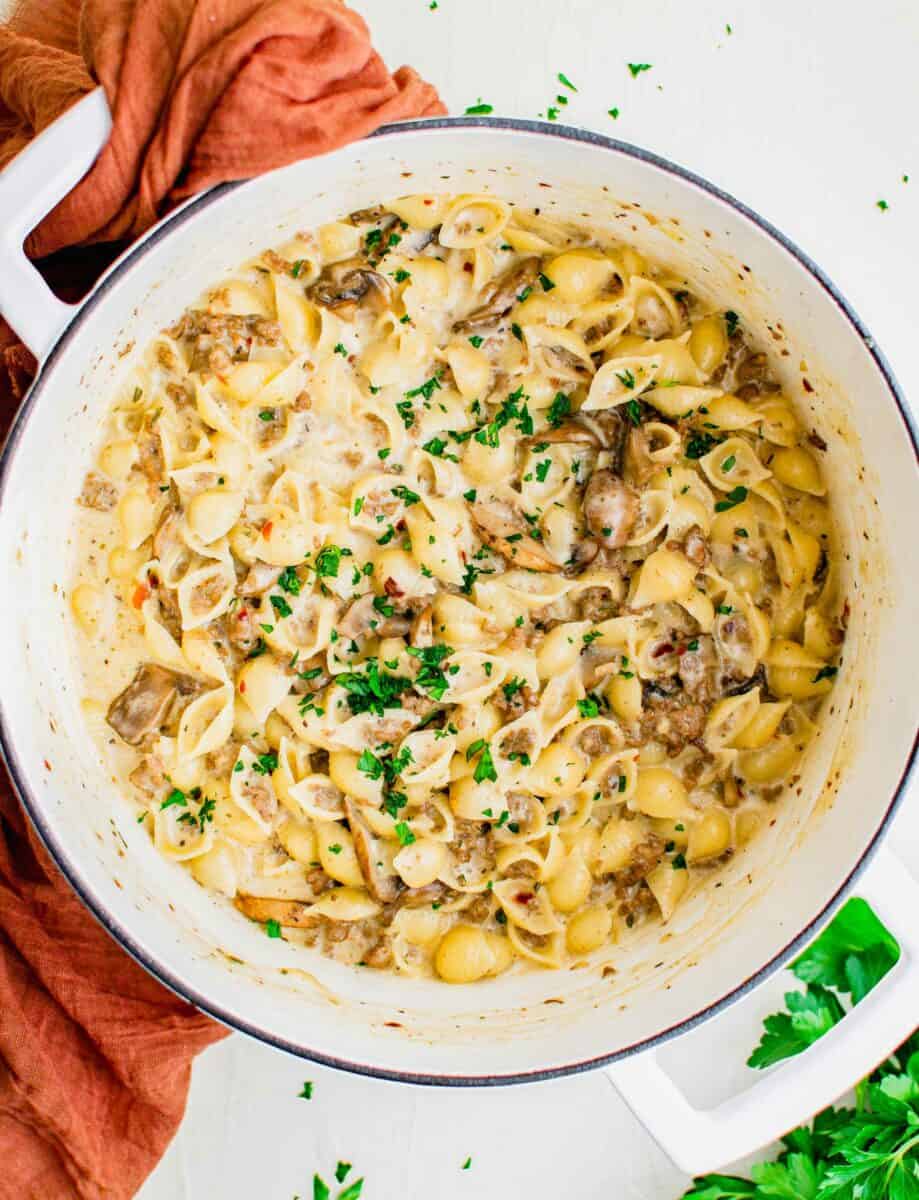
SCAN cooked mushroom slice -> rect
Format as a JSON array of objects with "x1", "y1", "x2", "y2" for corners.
[
  {"x1": 526, "y1": 420, "x2": 601, "y2": 448},
  {"x1": 106, "y1": 663, "x2": 199, "y2": 746},
  {"x1": 623, "y1": 424, "x2": 656, "y2": 488},
  {"x1": 349, "y1": 204, "x2": 392, "y2": 224},
  {"x1": 308, "y1": 259, "x2": 393, "y2": 316},
  {"x1": 409, "y1": 604, "x2": 434, "y2": 648},
  {"x1": 582, "y1": 470, "x2": 638, "y2": 549},
  {"x1": 542, "y1": 344, "x2": 592, "y2": 380},
  {"x1": 239, "y1": 561, "x2": 283, "y2": 595},
  {"x1": 565, "y1": 537, "x2": 600, "y2": 575},
  {"x1": 470, "y1": 497, "x2": 560, "y2": 572},
  {"x1": 344, "y1": 798, "x2": 402, "y2": 903},
  {"x1": 235, "y1": 895, "x2": 318, "y2": 928},
  {"x1": 588, "y1": 408, "x2": 629, "y2": 470},
  {"x1": 452, "y1": 257, "x2": 541, "y2": 333}
]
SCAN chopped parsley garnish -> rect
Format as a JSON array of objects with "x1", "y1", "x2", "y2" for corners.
[
  {"x1": 813, "y1": 665, "x2": 839, "y2": 683},
  {"x1": 461, "y1": 1157, "x2": 472, "y2": 1170},
  {"x1": 535, "y1": 458, "x2": 552, "y2": 482},
  {"x1": 517, "y1": 285, "x2": 533, "y2": 303},
  {"x1": 391, "y1": 483, "x2": 421, "y2": 506},
  {"x1": 716, "y1": 604, "x2": 734, "y2": 615},
  {"x1": 510, "y1": 322, "x2": 523, "y2": 341},
  {"x1": 338, "y1": 1181, "x2": 363, "y2": 1200},
  {"x1": 377, "y1": 447, "x2": 391, "y2": 460},
  {"x1": 684, "y1": 430, "x2": 722, "y2": 459},
  {"x1": 407, "y1": 642, "x2": 455, "y2": 700},
  {"x1": 539, "y1": 272, "x2": 556, "y2": 292},
  {"x1": 270, "y1": 594, "x2": 292, "y2": 619},
  {"x1": 422, "y1": 436, "x2": 447, "y2": 457},
  {"x1": 627, "y1": 62, "x2": 652, "y2": 77},
  {"x1": 735, "y1": 526, "x2": 749, "y2": 538},
  {"x1": 277, "y1": 566, "x2": 301, "y2": 595},
  {"x1": 315, "y1": 544, "x2": 348, "y2": 578},
  {"x1": 722, "y1": 453, "x2": 736, "y2": 472},
  {"x1": 466, "y1": 739, "x2": 498, "y2": 784},
  {"x1": 290, "y1": 260, "x2": 304, "y2": 278},
  {"x1": 546, "y1": 392, "x2": 571, "y2": 427},
  {"x1": 336, "y1": 658, "x2": 412, "y2": 717},
  {"x1": 624, "y1": 399, "x2": 642, "y2": 426},
  {"x1": 582, "y1": 630, "x2": 602, "y2": 647},
  {"x1": 724, "y1": 309, "x2": 740, "y2": 336},
  {"x1": 404, "y1": 372, "x2": 443, "y2": 403},
  {"x1": 250, "y1": 752, "x2": 278, "y2": 776},
  {"x1": 616, "y1": 368, "x2": 636, "y2": 390},
  {"x1": 394, "y1": 821, "x2": 416, "y2": 846},
  {"x1": 333, "y1": 342, "x2": 348, "y2": 357},
  {"x1": 577, "y1": 695, "x2": 602, "y2": 718},
  {"x1": 353, "y1": 496, "x2": 364, "y2": 516},
  {"x1": 265, "y1": 918, "x2": 282, "y2": 938},
  {"x1": 258, "y1": 409, "x2": 276, "y2": 421},
  {"x1": 714, "y1": 485, "x2": 748, "y2": 512},
  {"x1": 463, "y1": 488, "x2": 477, "y2": 502},
  {"x1": 393, "y1": 268, "x2": 411, "y2": 283},
  {"x1": 372, "y1": 595, "x2": 394, "y2": 617},
  {"x1": 335, "y1": 1163, "x2": 352, "y2": 1183},
  {"x1": 396, "y1": 399, "x2": 415, "y2": 428},
  {"x1": 877, "y1": 198, "x2": 889, "y2": 211},
  {"x1": 468, "y1": 335, "x2": 484, "y2": 348},
  {"x1": 672, "y1": 853, "x2": 687, "y2": 870},
  {"x1": 161, "y1": 788, "x2": 187, "y2": 810}
]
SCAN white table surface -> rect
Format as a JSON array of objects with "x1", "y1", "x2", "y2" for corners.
[{"x1": 4, "y1": 0, "x2": 917, "y2": 1195}]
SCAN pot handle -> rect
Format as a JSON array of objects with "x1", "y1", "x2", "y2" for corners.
[
  {"x1": 607, "y1": 845, "x2": 919, "y2": 1176},
  {"x1": 0, "y1": 88, "x2": 112, "y2": 362}
]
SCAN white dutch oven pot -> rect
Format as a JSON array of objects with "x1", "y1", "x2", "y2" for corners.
[{"x1": 0, "y1": 91, "x2": 917, "y2": 1176}]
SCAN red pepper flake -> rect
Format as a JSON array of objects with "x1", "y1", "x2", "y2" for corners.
[
  {"x1": 239, "y1": 680, "x2": 247, "y2": 693},
  {"x1": 514, "y1": 891, "x2": 534, "y2": 905},
  {"x1": 651, "y1": 642, "x2": 675, "y2": 658},
  {"x1": 802, "y1": 377, "x2": 814, "y2": 393},
  {"x1": 43, "y1": 759, "x2": 52, "y2": 771},
  {"x1": 262, "y1": 520, "x2": 274, "y2": 539},
  {"x1": 131, "y1": 583, "x2": 150, "y2": 609},
  {"x1": 423, "y1": 198, "x2": 433, "y2": 206},
  {"x1": 462, "y1": 262, "x2": 473, "y2": 273}
]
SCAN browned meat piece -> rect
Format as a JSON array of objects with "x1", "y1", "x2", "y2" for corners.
[
  {"x1": 615, "y1": 834, "x2": 665, "y2": 887},
  {"x1": 240, "y1": 562, "x2": 283, "y2": 596},
  {"x1": 623, "y1": 425, "x2": 656, "y2": 488},
  {"x1": 617, "y1": 881, "x2": 658, "y2": 925},
  {"x1": 227, "y1": 605, "x2": 264, "y2": 655},
  {"x1": 128, "y1": 754, "x2": 169, "y2": 797},
  {"x1": 171, "y1": 310, "x2": 282, "y2": 372},
  {"x1": 493, "y1": 682, "x2": 537, "y2": 719},
  {"x1": 683, "y1": 527, "x2": 710, "y2": 567},
  {"x1": 577, "y1": 585, "x2": 619, "y2": 623},
  {"x1": 363, "y1": 936, "x2": 393, "y2": 969},
  {"x1": 451, "y1": 819, "x2": 496, "y2": 874},
  {"x1": 344, "y1": 797, "x2": 402, "y2": 903},
  {"x1": 136, "y1": 429, "x2": 163, "y2": 482},
  {"x1": 453, "y1": 257, "x2": 541, "y2": 333},
  {"x1": 235, "y1": 896, "x2": 319, "y2": 928},
  {"x1": 471, "y1": 497, "x2": 559, "y2": 571},
  {"x1": 308, "y1": 259, "x2": 392, "y2": 317},
  {"x1": 635, "y1": 695, "x2": 708, "y2": 753},
  {"x1": 678, "y1": 634, "x2": 718, "y2": 703},
  {"x1": 79, "y1": 472, "x2": 118, "y2": 512},
  {"x1": 165, "y1": 382, "x2": 194, "y2": 408},
  {"x1": 574, "y1": 723, "x2": 619, "y2": 758},
  {"x1": 583, "y1": 469, "x2": 638, "y2": 549},
  {"x1": 349, "y1": 204, "x2": 391, "y2": 223},
  {"x1": 107, "y1": 664, "x2": 199, "y2": 745}
]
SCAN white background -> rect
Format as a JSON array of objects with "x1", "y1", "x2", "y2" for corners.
[{"x1": 5, "y1": 0, "x2": 918, "y2": 1195}]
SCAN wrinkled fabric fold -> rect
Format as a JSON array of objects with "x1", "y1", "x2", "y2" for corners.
[{"x1": 0, "y1": 2, "x2": 443, "y2": 1195}]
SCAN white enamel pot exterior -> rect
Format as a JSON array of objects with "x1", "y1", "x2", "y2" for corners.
[{"x1": 0, "y1": 91, "x2": 917, "y2": 1176}]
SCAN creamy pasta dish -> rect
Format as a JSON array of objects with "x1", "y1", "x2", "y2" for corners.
[{"x1": 71, "y1": 194, "x2": 844, "y2": 982}]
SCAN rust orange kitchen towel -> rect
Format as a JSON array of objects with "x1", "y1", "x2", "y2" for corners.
[{"x1": 0, "y1": 2, "x2": 443, "y2": 1196}]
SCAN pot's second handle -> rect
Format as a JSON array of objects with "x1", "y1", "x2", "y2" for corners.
[
  {"x1": 608, "y1": 845, "x2": 919, "y2": 1177},
  {"x1": 0, "y1": 88, "x2": 112, "y2": 362}
]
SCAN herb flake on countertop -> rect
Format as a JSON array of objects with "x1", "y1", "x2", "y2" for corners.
[
  {"x1": 627, "y1": 62, "x2": 652, "y2": 77},
  {"x1": 465, "y1": 100, "x2": 493, "y2": 115},
  {"x1": 557, "y1": 71, "x2": 578, "y2": 91}
]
